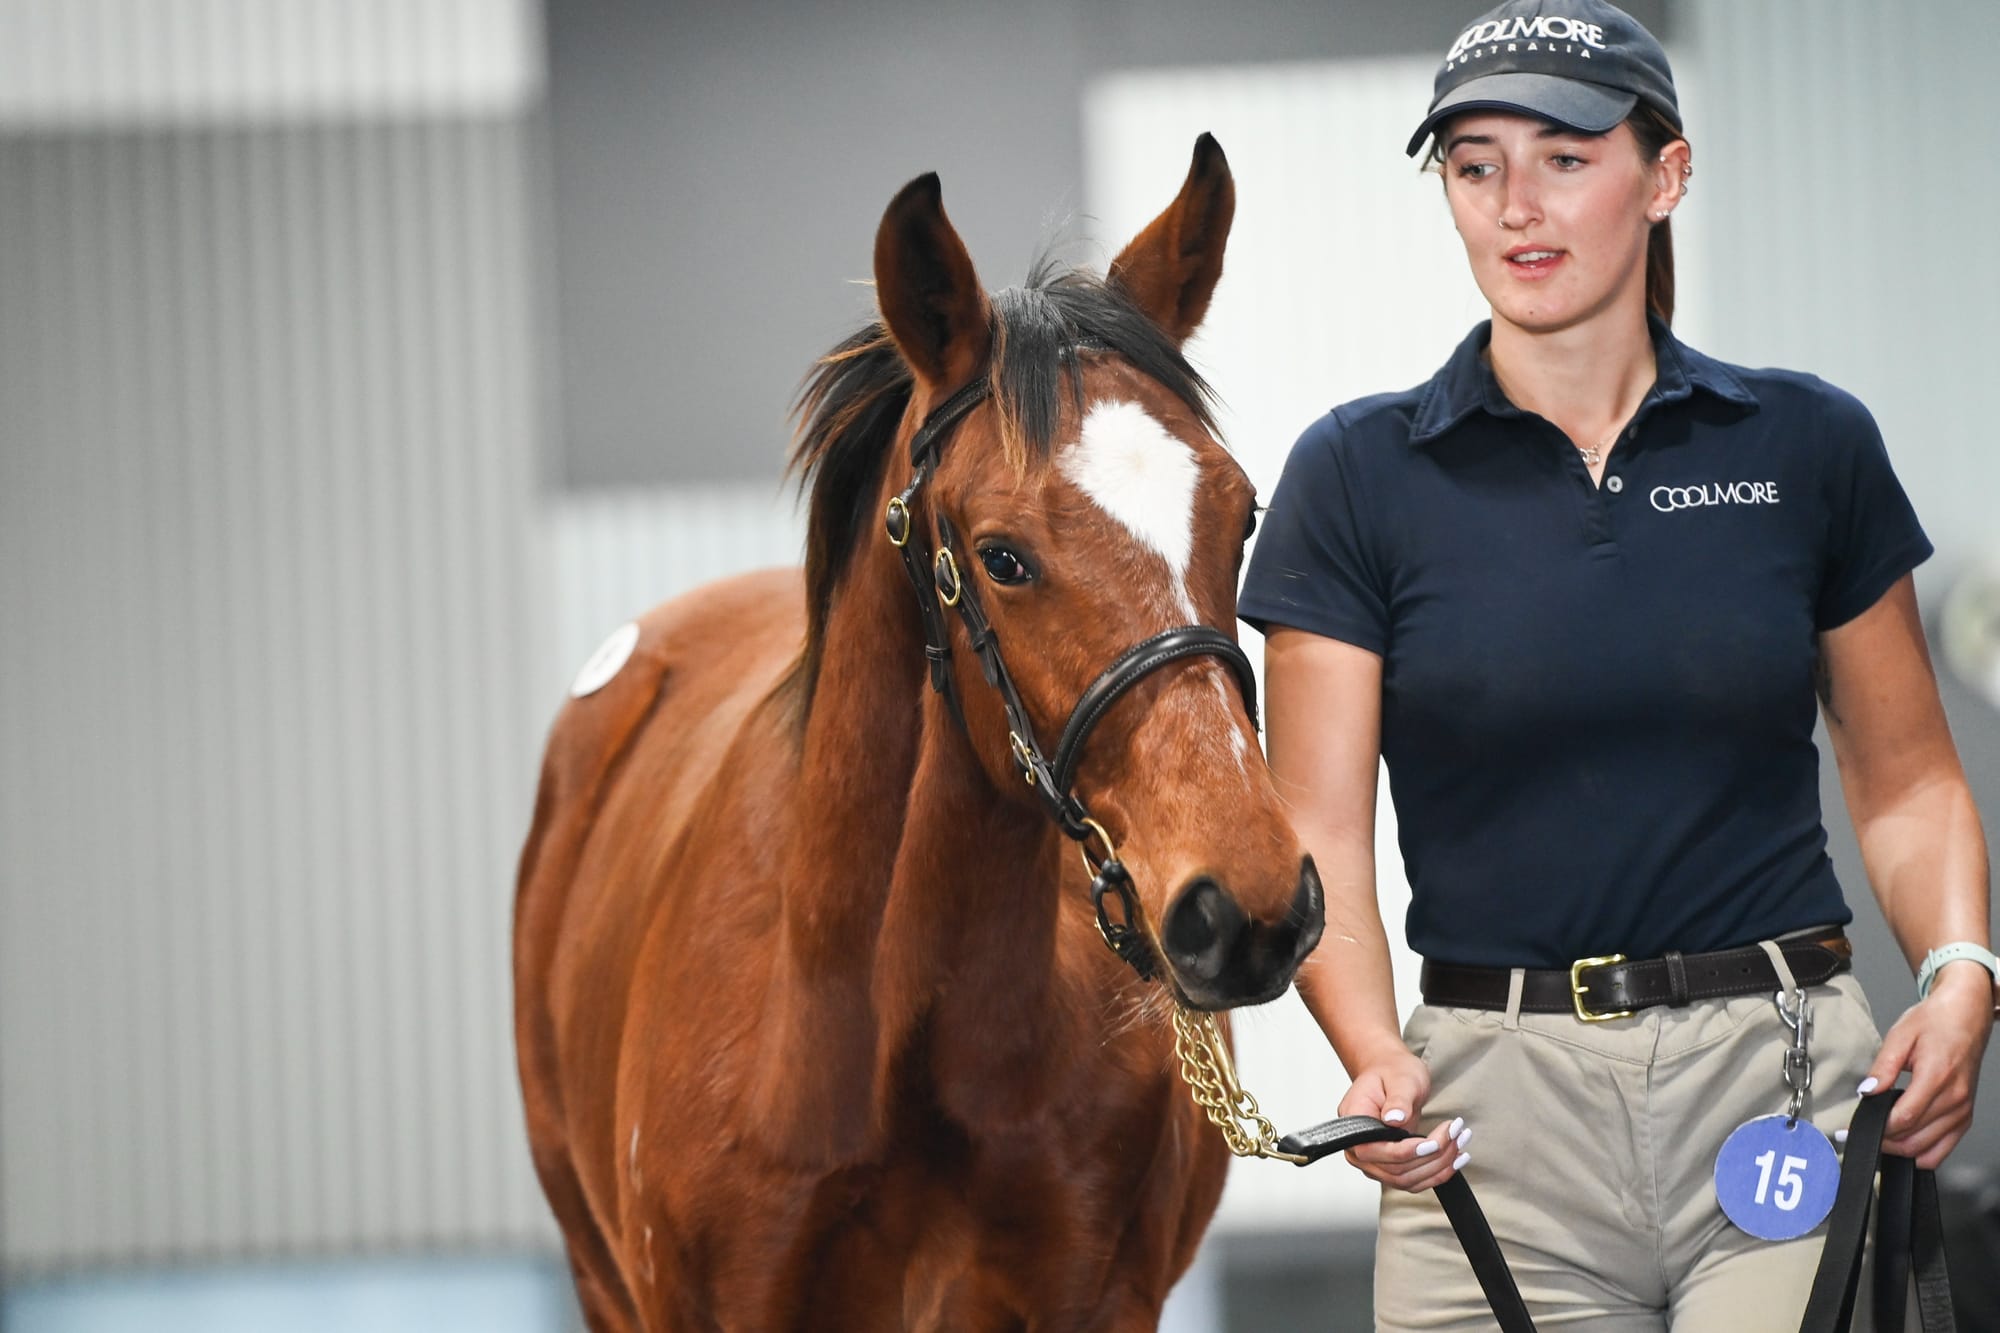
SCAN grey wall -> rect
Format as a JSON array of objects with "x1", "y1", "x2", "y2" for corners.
[
  {"x1": 542, "y1": 0, "x2": 1670, "y2": 486},
  {"x1": 0, "y1": 83, "x2": 555, "y2": 1287}
]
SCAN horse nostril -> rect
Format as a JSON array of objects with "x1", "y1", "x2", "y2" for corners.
[
  {"x1": 1162, "y1": 877, "x2": 1247, "y2": 981},
  {"x1": 1289, "y1": 857, "x2": 1326, "y2": 962}
]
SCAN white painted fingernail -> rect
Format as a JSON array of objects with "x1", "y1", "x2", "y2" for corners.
[
  {"x1": 1456, "y1": 1126, "x2": 1473, "y2": 1149},
  {"x1": 1383, "y1": 1109, "x2": 1407, "y2": 1124},
  {"x1": 1449, "y1": 1116, "x2": 1465, "y2": 1137},
  {"x1": 1835, "y1": 1129, "x2": 1849, "y2": 1145},
  {"x1": 1453, "y1": 1152, "x2": 1471, "y2": 1171},
  {"x1": 1415, "y1": 1139, "x2": 1440, "y2": 1157},
  {"x1": 1857, "y1": 1077, "x2": 1879, "y2": 1095}
]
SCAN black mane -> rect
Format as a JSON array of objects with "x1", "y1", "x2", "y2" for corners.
[{"x1": 788, "y1": 255, "x2": 1217, "y2": 713}]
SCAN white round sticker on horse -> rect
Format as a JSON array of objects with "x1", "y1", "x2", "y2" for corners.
[{"x1": 571, "y1": 622, "x2": 641, "y2": 698}]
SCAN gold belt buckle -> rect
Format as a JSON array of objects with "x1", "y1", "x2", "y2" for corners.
[{"x1": 1570, "y1": 953, "x2": 1634, "y2": 1022}]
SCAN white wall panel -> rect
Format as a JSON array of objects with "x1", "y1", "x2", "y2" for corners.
[{"x1": 1085, "y1": 57, "x2": 1478, "y2": 1233}]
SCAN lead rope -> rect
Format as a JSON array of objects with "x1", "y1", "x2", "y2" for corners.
[
  {"x1": 1081, "y1": 822, "x2": 1537, "y2": 1329},
  {"x1": 1078, "y1": 820, "x2": 1304, "y2": 1164},
  {"x1": 1171, "y1": 1007, "x2": 1306, "y2": 1164}
]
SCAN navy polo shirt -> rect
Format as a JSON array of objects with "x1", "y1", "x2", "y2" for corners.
[{"x1": 1240, "y1": 319, "x2": 1933, "y2": 969}]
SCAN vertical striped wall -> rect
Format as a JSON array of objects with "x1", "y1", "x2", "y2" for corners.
[{"x1": 0, "y1": 2, "x2": 553, "y2": 1271}]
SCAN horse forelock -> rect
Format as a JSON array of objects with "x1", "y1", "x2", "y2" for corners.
[{"x1": 787, "y1": 253, "x2": 1219, "y2": 719}]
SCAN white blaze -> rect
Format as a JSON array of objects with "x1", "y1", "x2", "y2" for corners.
[
  {"x1": 1062, "y1": 399, "x2": 1200, "y2": 618},
  {"x1": 1063, "y1": 399, "x2": 1248, "y2": 776}
]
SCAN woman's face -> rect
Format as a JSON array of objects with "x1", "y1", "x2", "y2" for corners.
[{"x1": 1439, "y1": 112, "x2": 1684, "y2": 336}]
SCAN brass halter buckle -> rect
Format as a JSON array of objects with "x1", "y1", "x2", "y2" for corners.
[
  {"x1": 933, "y1": 547, "x2": 963, "y2": 607},
  {"x1": 1569, "y1": 954, "x2": 1635, "y2": 1022}
]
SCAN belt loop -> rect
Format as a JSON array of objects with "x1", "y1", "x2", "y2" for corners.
[
  {"x1": 1757, "y1": 938, "x2": 1800, "y2": 998},
  {"x1": 1502, "y1": 967, "x2": 1525, "y2": 1030},
  {"x1": 1664, "y1": 950, "x2": 1690, "y2": 1007}
]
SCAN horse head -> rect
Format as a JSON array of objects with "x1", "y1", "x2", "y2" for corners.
[{"x1": 863, "y1": 135, "x2": 1325, "y2": 1012}]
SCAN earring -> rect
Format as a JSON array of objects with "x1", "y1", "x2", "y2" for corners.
[{"x1": 1653, "y1": 210, "x2": 1671, "y2": 221}]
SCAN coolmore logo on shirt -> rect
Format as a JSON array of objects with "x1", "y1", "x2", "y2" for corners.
[
  {"x1": 1446, "y1": 16, "x2": 1608, "y2": 66},
  {"x1": 1650, "y1": 481, "x2": 1781, "y2": 513}
]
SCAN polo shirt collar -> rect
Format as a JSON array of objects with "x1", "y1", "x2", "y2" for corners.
[{"x1": 1408, "y1": 317, "x2": 1760, "y2": 446}]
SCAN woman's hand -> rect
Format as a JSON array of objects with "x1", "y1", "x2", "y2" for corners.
[
  {"x1": 1859, "y1": 962, "x2": 1994, "y2": 1168},
  {"x1": 1336, "y1": 1046, "x2": 1471, "y2": 1191}
]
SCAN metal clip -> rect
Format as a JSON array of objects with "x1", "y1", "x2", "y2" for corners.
[{"x1": 1776, "y1": 987, "x2": 1813, "y2": 1125}]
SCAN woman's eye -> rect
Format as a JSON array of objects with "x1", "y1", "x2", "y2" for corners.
[
  {"x1": 1455, "y1": 161, "x2": 1495, "y2": 180},
  {"x1": 977, "y1": 546, "x2": 1031, "y2": 585},
  {"x1": 1551, "y1": 153, "x2": 1585, "y2": 169}
]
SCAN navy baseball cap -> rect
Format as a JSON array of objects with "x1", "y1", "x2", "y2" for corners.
[{"x1": 1406, "y1": 0, "x2": 1681, "y2": 157}]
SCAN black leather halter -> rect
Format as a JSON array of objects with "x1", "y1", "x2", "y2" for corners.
[{"x1": 882, "y1": 351, "x2": 1258, "y2": 976}]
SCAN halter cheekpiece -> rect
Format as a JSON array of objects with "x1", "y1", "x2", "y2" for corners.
[{"x1": 883, "y1": 344, "x2": 1259, "y2": 979}]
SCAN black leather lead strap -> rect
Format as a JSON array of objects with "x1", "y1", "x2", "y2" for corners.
[
  {"x1": 1874, "y1": 1150, "x2": 1915, "y2": 1333},
  {"x1": 1910, "y1": 1166, "x2": 1957, "y2": 1331},
  {"x1": 1277, "y1": 1117, "x2": 1536, "y2": 1333},
  {"x1": 1799, "y1": 1088, "x2": 1957, "y2": 1333}
]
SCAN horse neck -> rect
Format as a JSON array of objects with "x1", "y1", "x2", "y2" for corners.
[
  {"x1": 872, "y1": 693, "x2": 1097, "y2": 1137},
  {"x1": 749, "y1": 509, "x2": 927, "y2": 1163},
  {"x1": 754, "y1": 482, "x2": 1088, "y2": 1157}
]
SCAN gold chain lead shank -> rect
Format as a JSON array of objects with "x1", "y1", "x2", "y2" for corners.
[{"x1": 1171, "y1": 1007, "x2": 1307, "y2": 1165}]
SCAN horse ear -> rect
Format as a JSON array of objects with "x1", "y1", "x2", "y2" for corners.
[
  {"x1": 874, "y1": 173, "x2": 992, "y2": 390},
  {"x1": 1107, "y1": 132, "x2": 1235, "y2": 345}
]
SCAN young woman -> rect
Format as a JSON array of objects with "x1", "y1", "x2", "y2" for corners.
[{"x1": 1238, "y1": 1, "x2": 1995, "y2": 1326}]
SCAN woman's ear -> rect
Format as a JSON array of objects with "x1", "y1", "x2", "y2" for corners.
[
  {"x1": 873, "y1": 173, "x2": 991, "y2": 391},
  {"x1": 1650, "y1": 138, "x2": 1691, "y2": 223},
  {"x1": 1108, "y1": 133, "x2": 1235, "y2": 345}
]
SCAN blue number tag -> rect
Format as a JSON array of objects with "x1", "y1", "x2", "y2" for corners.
[{"x1": 1713, "y1": 1114, "x2": 1839, "y2": 1240}]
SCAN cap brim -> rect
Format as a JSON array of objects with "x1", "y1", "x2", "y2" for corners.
[{"x1": 1405, "y1": 72, "x2": 1638, "y2": 156}]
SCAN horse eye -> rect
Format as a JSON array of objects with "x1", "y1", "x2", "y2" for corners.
[
  {"x1": 1243, "y1": 507, "x2": 1261, "y2": 541},
  {"x1": 977, "y1": 545, "x2": 1031, "y2": 585}
]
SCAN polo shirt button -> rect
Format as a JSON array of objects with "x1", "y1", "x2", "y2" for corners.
[{"x1": 1607, "y1": 475, "x2": 1625, "y2": 493}]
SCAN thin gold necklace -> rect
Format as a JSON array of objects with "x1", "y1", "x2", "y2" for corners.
[{"x1": 1577, "y1": 426, "x2": 1616, "y2": 467}]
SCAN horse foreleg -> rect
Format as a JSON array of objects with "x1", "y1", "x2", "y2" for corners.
[{"x1": 525, "y1": 1124, "x2": 641, "y2": 1332}]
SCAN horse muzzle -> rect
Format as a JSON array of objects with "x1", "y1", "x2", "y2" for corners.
[{"x1": 1160, "y1": 856, "x2": 1325, "y2": 1011}]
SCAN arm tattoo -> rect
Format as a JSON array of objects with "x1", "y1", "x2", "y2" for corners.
[{"x1": 1813, "y1": 639, "x2": 1842, "y2": 727}]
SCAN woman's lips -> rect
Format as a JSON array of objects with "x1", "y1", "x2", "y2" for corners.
[{"x1": 1503, "y1": 246, "x2": 1565, "y2": 278}]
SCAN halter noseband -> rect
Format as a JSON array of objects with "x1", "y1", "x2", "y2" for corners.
[{"x1": 882, "y1": 347, "x2": 1259, "y2": 979}]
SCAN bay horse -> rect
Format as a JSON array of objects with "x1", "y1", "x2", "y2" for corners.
[{"x1": 514, "y1": 134, "x2": 1326, "y2": 1332}]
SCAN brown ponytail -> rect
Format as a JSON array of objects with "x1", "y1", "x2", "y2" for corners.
[{"x1": 1627, "y1": 105, "x2": 1686, "y2": 326}]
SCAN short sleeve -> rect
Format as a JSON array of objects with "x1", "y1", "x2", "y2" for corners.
[
  {"x1": 1238, "y1": 412, "x2": 1390, "y2": 654},
  {"x1": 1813, "y1": 388, "x2": 1933, "y2": 631}
]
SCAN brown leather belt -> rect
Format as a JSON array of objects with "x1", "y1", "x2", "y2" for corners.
[{"x1": 1420, "y1": 929, "x2": 1853, "y2": 1022}]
